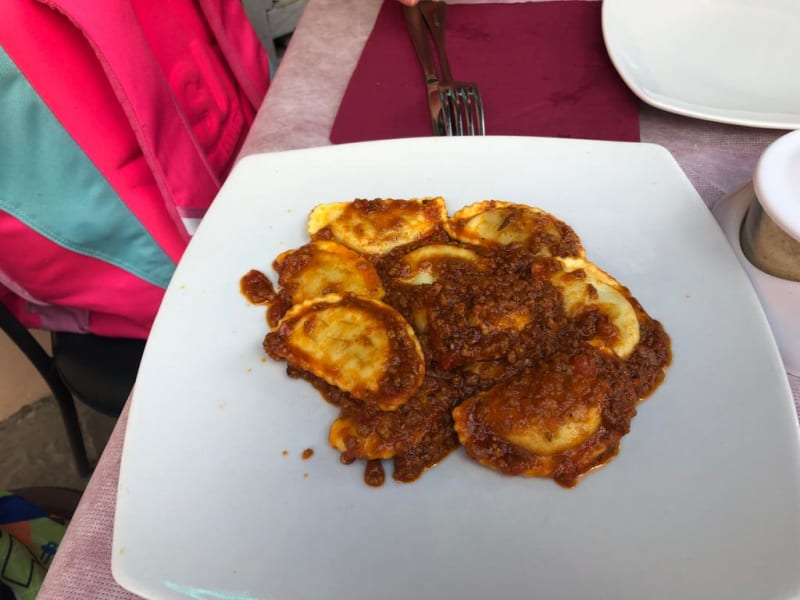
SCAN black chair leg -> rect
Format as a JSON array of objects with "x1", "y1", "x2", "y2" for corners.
[
  {"x1": 0, "y1": 303, "x2": 92, "y2": 477},
  {"x1": 47, "y1": 366, "x2": 92, "y2": 477}
]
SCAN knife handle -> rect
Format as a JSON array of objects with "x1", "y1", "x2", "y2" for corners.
[
  {"x1": 403, "y1": 5, "x2": 439, "y2": 84},
  {"x1": 419, "y1": 1, "x2": 453, "y2": 83}
]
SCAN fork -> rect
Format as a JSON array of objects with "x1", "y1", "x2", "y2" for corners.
[{"x1": 418, "y1": 1, "x2": 486, "y2": 136}]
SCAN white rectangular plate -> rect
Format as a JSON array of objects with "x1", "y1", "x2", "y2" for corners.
[
  {"x1": 602, "y1": 0, "x2": 800, "y2": 129},
  {"x1": 113, "y1": 136, "x2": 800, "y2": 600}
]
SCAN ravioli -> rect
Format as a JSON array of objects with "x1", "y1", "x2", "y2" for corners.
[
  {"x1": 308, "y1": 197, "x2": 447, "y2": 256},
  {"x1": 263, "y1": 294, "x2": 425, "y2": 410},
  {"x1": 273, "y1": 240, "x2": 384, "y2": 304},
  {"x1": 548, "y1": 257, "x2": 640, "y2": 358},
  {"x1": 394, "y1": 244, "x2": 486, "y2": 285},
  {"x1": 329, "y1": 376, "x2": 456, "y2": 461},
  {"x1": 452, "y1": 355, "x2": 612, "y2": 481},
  {"x1": 444, "y1": 200, "x2": 584, "y2": 257}
]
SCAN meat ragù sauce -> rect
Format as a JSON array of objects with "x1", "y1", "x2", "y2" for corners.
[
  {"x1": 364, "y1": 459, "x2": 386, "y2": 487},
  {"x1": 244, "y1": 199, "x2": 672, "y2": 488},
  {"x1": 239, "y1": 269, "x2": 276, "y2": 304}
]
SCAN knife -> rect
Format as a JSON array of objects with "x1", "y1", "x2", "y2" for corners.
[
  {"x1": 419, "y1": 1, "x2": 453, "y2": 83},
  {"x1": 403, "y1": 4, "x2": 444, "y2": 135}
]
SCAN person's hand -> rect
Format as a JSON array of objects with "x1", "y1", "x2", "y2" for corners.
[{"x1": 395, "y1": 0, "x2": 439, "y2": 6}]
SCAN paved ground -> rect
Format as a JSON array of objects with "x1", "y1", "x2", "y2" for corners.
[{"x1": 0, "y1": 396, "x2": 117, "y2": 492}]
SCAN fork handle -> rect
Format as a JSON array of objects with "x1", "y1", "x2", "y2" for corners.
[
  {"x1": 403, "y1": 5, "x2": 439, "y2": 85},
  {"x1": 419, "y1": 1, "x2": 453, "y2": 83}
]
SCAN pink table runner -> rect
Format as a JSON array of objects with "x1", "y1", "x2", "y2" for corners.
[{"x1": 39, "y1": 0, "x2": 800, "y2": 597}]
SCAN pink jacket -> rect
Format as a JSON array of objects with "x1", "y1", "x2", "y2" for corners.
[{"x1": 0, "y1": 0, "x2": 269, "y2": 337}]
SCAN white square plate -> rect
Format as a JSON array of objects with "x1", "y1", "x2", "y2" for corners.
[
  {"x1": 113, "y1": 136, "x2": 800, "y2": 600},
  {"x1": 603, "y1": 0, "x2": 800, "y2": 128}
]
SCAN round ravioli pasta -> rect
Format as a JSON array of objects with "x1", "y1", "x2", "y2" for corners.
[
  {"x1": 273, "y1": 240, "x2": 384, "y2": 303},
  {"x1": 452, "y1": 353, "x2": 629, "y2": 487},
  {"x1": 548, "y1": 257, "x2": 641, "y2": 358},
  {"x1": 444, "y1": 200, "x2": 584, "y2": 257},
  {"x1": 263, "y1": 294, "x2": 425, "y2": 410},
  {"x1": 329, "y1": 376, "x2": 455, "y2": 461},
  {"x1": 308, "y1": 197, "x2": 448, "y2": 256}
]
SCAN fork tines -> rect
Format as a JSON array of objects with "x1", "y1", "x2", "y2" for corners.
[{"x1": 439, "y1": 84, "x2": 485, "y2": 136}]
